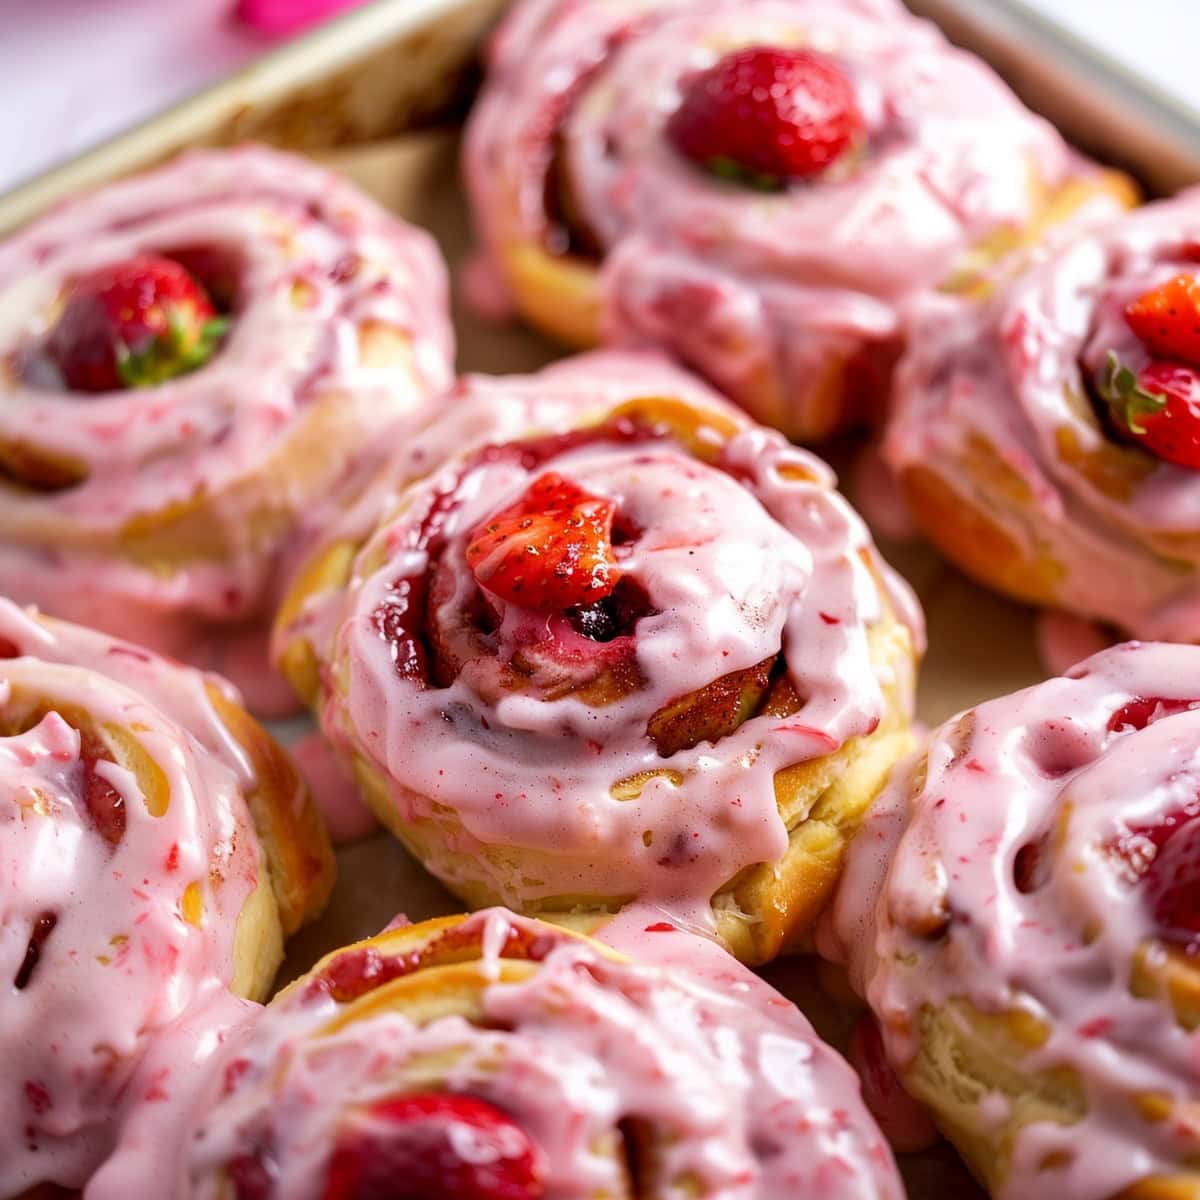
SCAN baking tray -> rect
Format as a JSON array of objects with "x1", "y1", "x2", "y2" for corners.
[{"x1": 4, "y1": 2, "x2": 1200, "y2": 1196}]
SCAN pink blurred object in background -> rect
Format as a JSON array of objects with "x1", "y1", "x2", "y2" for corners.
[
  {"x1": 234, "y1": 0, "x2": 369, "y2": 36},
  {"x1": 0, "y1": 0, "x2": 374, "y2": 196}
]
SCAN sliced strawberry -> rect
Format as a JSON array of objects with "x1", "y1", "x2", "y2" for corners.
[
  {"x1": 1100, "y1": 353, "x2": 1200, "y2": 470},
  {"x1": 466, "y1": 473, "x2": 620, "y2": 611},
  {"x1": 1107, "y1": 696, "x2": 1198, "y2": 732},
  {"x1": 1125, "y1": 274, "x2": 1200, "y2": 367},
  {"x1": 1140, "y1": 817, "x2": 1200, "y2": 943},
  {"x1": 321, "y1": 1094, "x2": 544, "y2": 1200},
  {"x1": 667, "y1": 46, "x2": 863, "y2": 186},
  {"x1": 48, "y1": 254, "x2": 227, "y2": 393}
]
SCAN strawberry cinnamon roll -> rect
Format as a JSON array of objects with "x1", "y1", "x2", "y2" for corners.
[
  {"x1": 99, "y1": 908, "x2": 904, "y2": 1199},
  {"x1": 888, "y1": 189, "x2": 1200, "y2": 644},
  {"x1": 463, "y1": 0, "x2": 1134, "y2": 441},
  {"x1": 275, "y1": 351, "x2": 921, "y2": 964},
  {"x1": 0, "y1": 598, "x2": 333, "y2": 1196},
  {"x1": 822, "y1": 641, "x2": 1200, "y2": 1199},
  {"x1": 0, "y1": 146, "x2": 453, "y2": 715}
]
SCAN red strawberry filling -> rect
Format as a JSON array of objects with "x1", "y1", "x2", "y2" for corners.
[
  {"x1": 82, "y1": 751, "x2": 126, "y2": 846},
  {"x1": 229, "y1": 1144, "x2": 276, "y2": 1200},
  {"x1": 1107, "y1": 695, "x2": 1198, "y2": 732},
  {"x1": 12, "y1": 911, "x2": 57, "y2": 991},
  {"x1": 371, "y1": 422, "x2": 660, "y2": 687},
  {"x1": 667, "y1": 46, "x2": 863, "y2": 187},
  {"x1": 1098, "y1": 695, "x2": 1200, "y2": 939},
  {"x1": 321, "y1": 1094, "x2": 545, "y2": 1200},
  {"x1": 317, "y1": 924, "x2": 561, "y2": 1004},
  {"x1": 47, "y1": 254, "x2": 228, "y2": 393}
]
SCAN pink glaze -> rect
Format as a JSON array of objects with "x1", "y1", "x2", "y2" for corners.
[
  {"x1": 84, "y1": 990, "x2": 258, "y2": 1200},
  {"x1": 0, "y1": 145, "x2": 453, "y2": 712},
  {"x1": 285, "y1": 350, "x2": 921, "y2": 936},
  {"x1": 822, "y1": 641, "x2": 1200, "y2": 1198},
  {"x1": 887, "y1": 187, "x2": 1200, "y2": 642},
  {"x1": 290, "y1": 729, "x2": 377, "y2": 843},
  {"x1": 463, "y1": 0, "x2": 1122, "y2": 439},
  {"x1": 0, "y1": 597, "x2": 274, "y2": 1194},
  {"x1": 102, "y1": 907, "x2": 903, "y2": 1198}
]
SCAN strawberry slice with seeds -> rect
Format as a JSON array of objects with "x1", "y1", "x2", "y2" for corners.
[
  {"x1": 466, "y1": 473, "x2": 620, "y2": 611},
  {"x1": 1099, "y1": 352, "x2": 1200, "y2": 470},
  {"x1": 667, "y1": 46, "x2": 863, "y2": 187},
  {"x1": 1126, "y1": 273, "x2": 1200, "y2": 367},
  {"x1": 1139, "y1": 816, "x2": 1200, "y2": 943},
  {"x1": 48, "y1": 254, "x2": 228, "y2": 393},
  {"x1": 321, "y1": 1093, "x2": 545, "y2": 1200}
]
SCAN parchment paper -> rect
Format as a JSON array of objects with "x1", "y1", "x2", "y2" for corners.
[{"x1": 277, "y1": 129, "x2": 1053, "y2": 1197}]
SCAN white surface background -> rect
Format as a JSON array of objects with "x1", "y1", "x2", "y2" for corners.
[{"x1": 0, "y1": 0, "x2": 1196, "y2": 194}]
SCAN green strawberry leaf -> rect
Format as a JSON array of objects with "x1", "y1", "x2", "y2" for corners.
[{"x1": 1099, "y1": 349, "x2": 1167, "y2": 436}]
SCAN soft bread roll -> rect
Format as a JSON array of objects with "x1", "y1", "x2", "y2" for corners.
[
  {"x1": 96, "y1": 908, "x2": 905, "y2": 1199},
  {"x1": 0, "y1": 598, "x2": 333, "y2": 1196},
  {"x1": 0, "y1": 146, "x2": 453, "y2": 714},
  {"x1": 464, "y1": 0, "x2": 1134, "y2": 440},
  {"x1": 275, "y1": 350, "x2": 921, "y2": 965}
]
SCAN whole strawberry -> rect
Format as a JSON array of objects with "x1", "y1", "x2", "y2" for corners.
[
  {"x1": 1100, "y1": 353, "x2": 1200, "y2": 471},
  {"x1": 1125, "y1": 273, "x2": 1200, "y2": 367},
  {"x1": 48, "y1": 255, "x2": 228, "y2": 393},
  {"x1": 667, "y1": 46, "x2": 863, "y2": 187},
  {"x1": 320, "y1": 1093, "x2": 545, "y2": 1200},
  {"x1": 466, "y1": 472, "x2": 620, "y2": 611}
]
